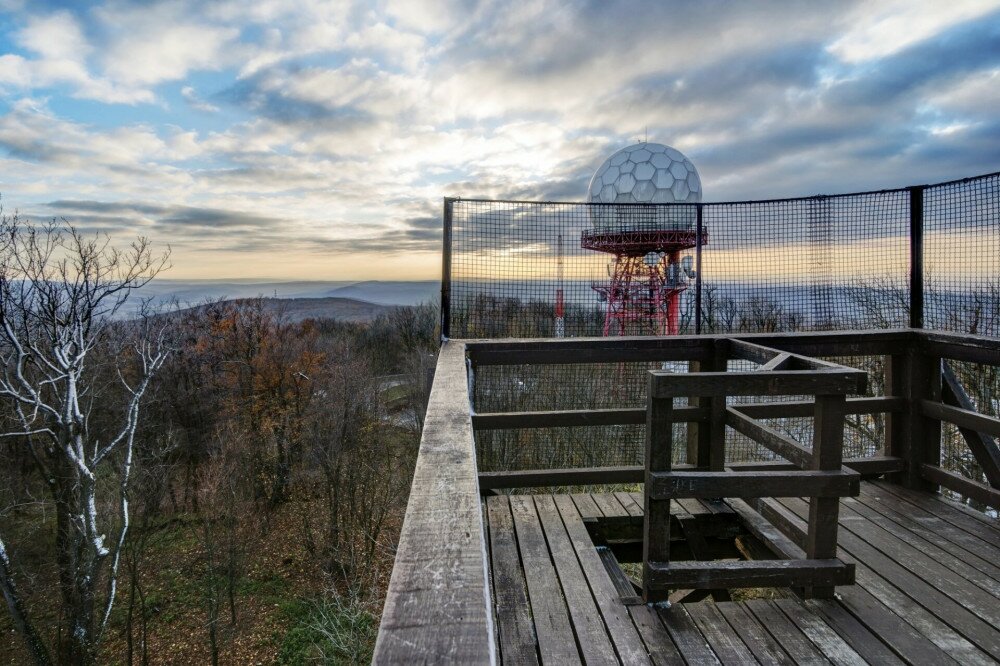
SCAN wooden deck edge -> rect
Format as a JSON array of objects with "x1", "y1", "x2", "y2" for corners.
[{"x1": 374, "y1": 342, "x2": 496, "y2": 664}]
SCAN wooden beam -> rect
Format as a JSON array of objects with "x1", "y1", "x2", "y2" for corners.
[
  {"x1": 729, "y1": 456, "x2": 904, "y2": 479},
  {"x1": 645, "y1": 559, "x2": 855, "y2": 589},
  {"x1": 471, "y1": 405, "x2": 704, "y2": 431},
  {"x1": 725, "y1": 407, "x2": 811, "y2": 469},
  {"x1": 920, "y1": 400, "x2": 1000, "y2": 439},
  {"x1": 732, "y1": 329, "x2": 914, "y2": 357},
  {"x1": 759, "y1": 352, "x2": 794, "y2": 371},
  {"x1": 920, "y1": 464, "x2": 1000, "y2": 510},
  {"x1": 464, "y1": 335, "x2": 714, "y2": 366},
  {"x1": 373, "y1": 341, "x2": 495, "y2": 663},
  {"x1": 919, "y1": 330, "x2": 1000, "y2": 366},
  {"x1": 735, "y1": 396, "x2": 905, "y2": 419},
  {"x1": 648, "y1": 470, "x2": 859, "y2": 500},
  {"x1": 478, "y1": 465, "x2": 644, "y2": 490},
  {"x1": 649, "y1": 369, "x2": 867, "y2": 398},
  {"x1": 941, "y1": 362, "x2": 1000, "y2": 488},
  {"x1": 726, "y1": 498, "x2": 806, "y2": 560},
  {"x1": 477, "y1": 457, "x2": 902, "y2": 489}
]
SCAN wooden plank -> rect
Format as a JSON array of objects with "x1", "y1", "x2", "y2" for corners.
[
  {"x1": 921, "y1": 400, "x2": 1000, "y2": 440},
  {"x1": 648, "y1": 470, "x2": 859, "y2": 500},
  {"x1": 780, "y1": 496, "x2": 1000, "y2": 658},
  {"x1": 843, "y1": 496, "x2": 1000, "y2": 599},
  {"x1": 615, "y1": 491, "x2": 643, "y2": 517},
  {"x1": 627, "y1": 605, "x2": 684, "y2": 665},
  {"x1": 942, "y1": 361, "x2": 1000, "y2": 487},
  {"x1": 650, "y1": 369, "x2": 866, "y2": 398},
  {"x1": 592, "y1": 492, "x2": 630, "y2": 518},
  {"x1": 552, "y1": 495, "x2": 651, "y2": 664},
  {"x1": 743, "y1": 600, "x2": 832, "y2": 666},
  {"x1": 508, "y1": 495, "x2": 581, "y2": 665},
  {"x1": 471, "y1": 405, "x2": 705, "y2": 430},
  {"x1": 736, "y1": 396, "x2": 905, "y2": 419},
  {"x1": 657, "y1": 603, "x2": 722, "y2": 665},
  {"x1": 374, "y1": 342, "x2": 494, "y2": 664},
  {"x1": 921, "y1": 464, "x2": 1000, "y2": 510},
  {"x1": 726, "y1": 407, "x2": 812, "y2": 469},
  {"x1": 843, "y1": 502, "x2": 1000, "y2": 624},
  {"x1": 646, "y1": 559, "x2": 853, "y2": 590},
  {"x1": 772, "y1": 599, "x2": 866, "y2": 666},
  {"x1": 809, "y1": 598, "x2": 918, "y2": 665},
  {"x1": 857, "y1": 484, "x2": 1000, "y2": 579},
  {"x1": 479, "y1": 465, "x2": 643, "y2": 490},
  {"x1": 764, "y1": 493, "x2": 989, "y2": 664},
  {"x1": 485, "y1": 496, "x2": 539, "y2": 665},
  {"x1": 571, "y1": 493, "x2": 603, "y2": 519},
  {"x1": 685, "y1": 602, "x2": 761, "y2": 665},
  {"x1": 871, "y1": 481, "x2": 1000, "y2": 543},
  {"x1": 715, "y1": 602, "x2": 794, "y2": 665},
  {"x1": 532, "y1": 495, "x2": 619, "y2": 664}
]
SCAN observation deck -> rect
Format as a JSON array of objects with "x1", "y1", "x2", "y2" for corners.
[{"x1": 374, "y1": 330, "x2": 1000, "y2": 664}]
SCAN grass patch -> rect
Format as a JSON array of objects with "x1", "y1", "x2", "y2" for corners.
[{"x1": 276, "y1": 592, "x2": 378, "y2": 665}]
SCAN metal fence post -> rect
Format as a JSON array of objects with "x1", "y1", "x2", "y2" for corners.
[
  {"x1": 441, "y1": 197, "x2": 455, "y2": 342},
  {"x1": 695, "y1": 203, "x2": 703, "y2": 335},
  {"x1": 909, "y1": 186, "x2": 925, "y2": 329}
]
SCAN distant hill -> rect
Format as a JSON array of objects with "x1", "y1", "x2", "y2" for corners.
[
  {"x1": 172, "y1": 296, "x2": 393, "y2": 323},
  {"x1": 132, "y1": 280, "x2": 438, "y2": 311},
  {"x1": 326, "y1": 281, "x2": 438, "y2": 306}
]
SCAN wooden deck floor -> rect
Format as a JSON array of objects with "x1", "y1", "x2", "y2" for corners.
[{"x1": 484, "y1": 482, "x2": 1000, "y2": 665}]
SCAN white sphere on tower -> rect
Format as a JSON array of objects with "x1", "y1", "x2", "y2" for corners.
[{"x1": 587, "y1": 142, "x2": 702, "y2": 232}]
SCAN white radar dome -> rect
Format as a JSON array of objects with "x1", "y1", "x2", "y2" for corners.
[{"x1": 587, "y1": 142, "x2": 702, "y2": 233}]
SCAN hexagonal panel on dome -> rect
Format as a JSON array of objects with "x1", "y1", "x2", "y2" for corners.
[
  {"x1": 688, "y1": 173, "x2": 701, "y2": 193},
  {"x1": 631, "y1": 148, "x2": 651, "y2": 163},
  {"x1": 665, "y1": 147, "x2": 684, "y2": 162},
  {"x1": 651, "y1": 188, "x2": 675, "y2": 203},
  {"x1": 669, "y1": 161, "x2": 688, "y2": 179},
  {"x1": 603, "y1": 165, "x2": 620, "y2": 185},
  {"x1": 650, "y1": 153, "x2": 671, "y2": 169},
  {"x1": 654, "y1": 168, "x2": 675, "y2": 189},
  {"x1": 614, "y1": 192, "x2": 634, "y2": 203},
  {"x1": 634, "y1": 162, "x2": 655, "y2": 180},
  {"x1": 620, "y1": 160, "x2": 635, "y2": 174},
  {"x1": 617, "y1": 173, "x2": 637, "y2": 192},
  {"x1": 648, "y1": 143, "x2": 666, "y2": 153},
  {"x1": 610, "y1": 151, "x2": 628, "y2": 167},
  {"x1": 600, "y1": 184, "x2": 616, "y2": 202},
  {"x1": 633, "y1": 179, "x2": 657, "y2": 200},
  {"x1": 672, "y1": 180, "x2": 690, "y2": 200}
]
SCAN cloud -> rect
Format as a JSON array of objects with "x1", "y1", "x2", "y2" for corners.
[{"x1": 0, "y1": 0, "x2": 997, "y2": 279}]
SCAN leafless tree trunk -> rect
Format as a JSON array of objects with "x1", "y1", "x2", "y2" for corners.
[{"x1": 0, "y1": 215, "x2": 169, "y2": 665}]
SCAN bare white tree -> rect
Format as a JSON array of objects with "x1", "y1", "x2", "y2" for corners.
[{"x1": 0, "y1": 215, "x2": 169, "y2": 665}]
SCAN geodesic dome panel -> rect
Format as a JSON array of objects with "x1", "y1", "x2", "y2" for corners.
[{"x1": 587, "y1": 142, "x2": 702, "y2": 233}]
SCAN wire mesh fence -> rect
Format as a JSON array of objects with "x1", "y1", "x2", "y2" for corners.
[{"x1": 448, "y1": 172, "x2": 1000, "y2": 482}]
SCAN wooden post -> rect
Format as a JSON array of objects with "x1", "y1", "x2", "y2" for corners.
[
  {"x1": 685, "y1": 340, "x2": 727, "y2": 471},
  {"x1": 695, "y1": 203, "x2": 703, "y2": 335},
  {"x1": 909, "y1": 185, "x2": 925, "y2": 330},
  {"x1": 643, "y1": 376, "x2": 674, "y2": 603},
  {"x1": 887, "y1": 343, "x2": 942, "y2": 490},
  {"x1": 805, "y1": 393, "x2": 846, "y2": 599},
  {"x1": 440, "y1": 197, "x2": 455, "y2": 342}
]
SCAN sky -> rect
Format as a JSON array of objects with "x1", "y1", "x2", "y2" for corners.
[{"x1": 0, "y1": 0, "x2": 997, "y2": 281}]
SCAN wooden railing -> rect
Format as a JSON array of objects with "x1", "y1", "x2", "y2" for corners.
[
  {"x1": 374, "y1": 329, "x2": 1000, "y2": 663},
  {"x1": 642, "y1": 338, "x2": 865, "y2": 601}
]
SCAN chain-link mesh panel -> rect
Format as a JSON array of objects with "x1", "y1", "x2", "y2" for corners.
[
  {"x1": 700, "y1": 192, "x2": 910, "y2": 333},
  {"x1": 925, "y1": 173, "x2": 1000, "y2": 336}
]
